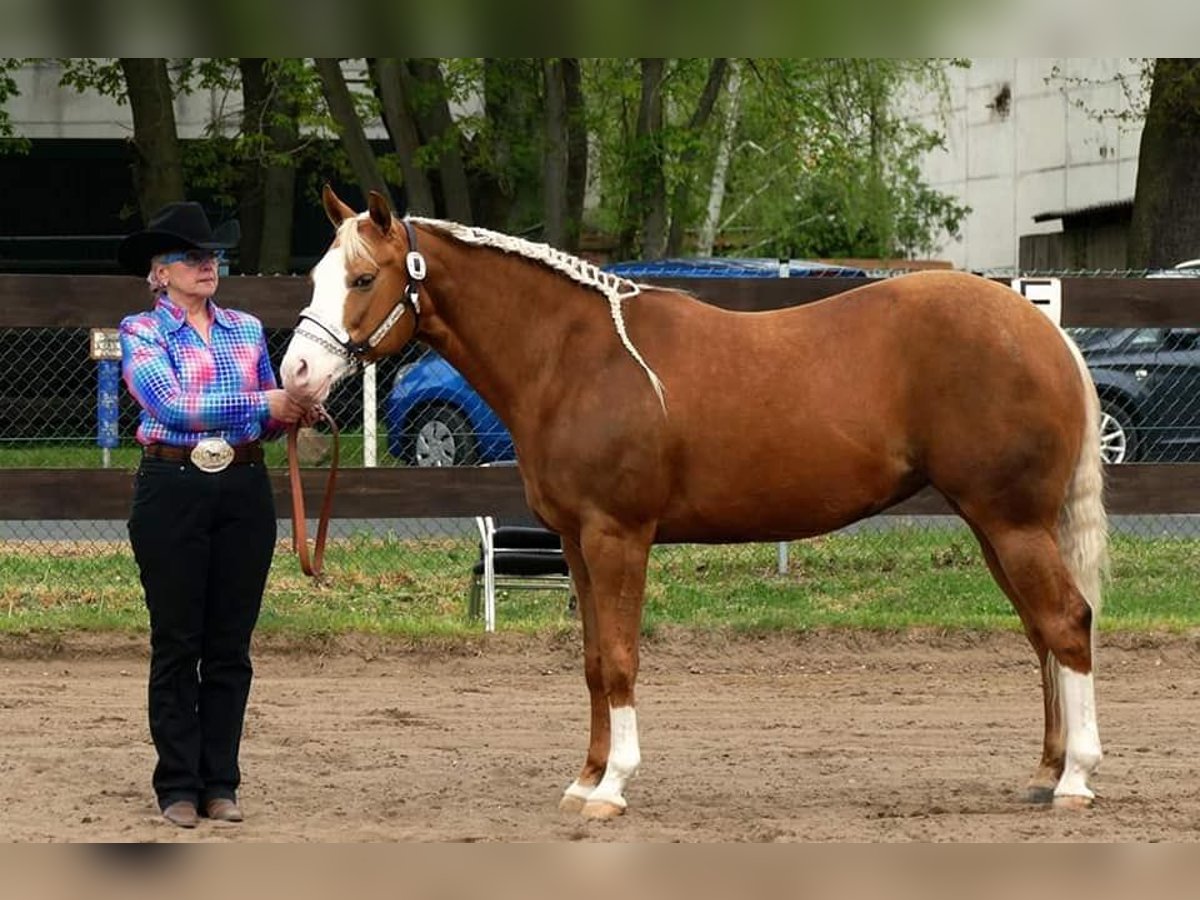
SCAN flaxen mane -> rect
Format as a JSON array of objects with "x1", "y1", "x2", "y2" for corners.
[{"x1": 409, "y1": 217, "x2": 666, "y2": 407}]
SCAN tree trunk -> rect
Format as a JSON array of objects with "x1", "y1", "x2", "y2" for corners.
[
  {"x1": 636, "y1": 58, "x2": 668, "y2": 260},
  {"x1": 367, "y1": 58, "x2": 436, "y2": 216},
  {"x1": 666, "y1": 59, "x2": 728, "y2": 256},
  {"x1": 314, "y1": 58, "x2": 394, "y2": 208},
  {"x1": 474, "y1": 59, "x2": 542, "y2": 232},
  {"x1": 542, "y1": 59, "x2": 569, "y2": 248},
  {"x1": 118, "y1": 58, "x2": 184, "y2": 221},
  {"x1": 563, "y1": 59, "x2": 587, "y2": 252},
  {"x1": 698, "y1": 60, "x2": 743, "y2": 256},
  {"x1": 237, "y1": 59, "x2": 268, "y2": 274},
  {"x1": 408, "y1": 59, "x2": 473, "y2": 223},
  {"x1": 1129, "y1": 58, "x2": 1200, "y2": 269},
  {"x1": 237, "y1": 59, "x2": 300, "y2": 274}
]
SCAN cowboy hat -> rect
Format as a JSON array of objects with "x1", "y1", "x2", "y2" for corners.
[{"x1": 118, "y1": 201, "x2": 240, "y2": 276}]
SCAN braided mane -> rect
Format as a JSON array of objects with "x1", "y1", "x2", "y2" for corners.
[{"x1": 408, "y1": 217, "x2": 666, "y2": 408}]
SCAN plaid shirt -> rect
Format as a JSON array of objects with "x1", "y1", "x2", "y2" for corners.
[{"x1": 120, "y1": 294, "x2": 284, "y2": 447}]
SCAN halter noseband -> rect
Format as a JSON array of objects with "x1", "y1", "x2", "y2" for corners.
[{"x1": 294, "y1": 218, "x2": 425, "y2": 366}]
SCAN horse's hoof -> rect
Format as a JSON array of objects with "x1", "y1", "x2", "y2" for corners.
[
  {"x1": 1024, "y1": 784, "x2": 1056, "y2": 805},
  {"x1": 558, "y1": 794, "x2": 587, "y2": 814},
  {"x1": 581, "y1": 799, "x2": 625, "y2": 820},
  {"x1": 1052, "y1": 793, "x2": 1094, "y2": 811},
  {"x1": 1025, "y1": 786, "x2": 1055, "y2": 805}
]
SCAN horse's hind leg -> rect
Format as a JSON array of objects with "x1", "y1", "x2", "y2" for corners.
[
  {"x1": 976, "y1": 521, "x2": 1101, "y2": 806},
  {"x1": 968, "y1": 524, "x2": 1064, "y2": 800}
]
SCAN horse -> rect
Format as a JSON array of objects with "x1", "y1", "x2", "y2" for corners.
[{"x1": 280, "y1": 186, "x2": 1108, "y2": 819}]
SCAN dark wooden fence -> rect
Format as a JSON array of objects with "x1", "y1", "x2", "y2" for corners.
[{"x1": 2, "y1": 272, "x2": 1197, "y2": 521}]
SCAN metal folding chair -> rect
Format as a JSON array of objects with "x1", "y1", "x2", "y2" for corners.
[{"x1": 466, "y1": 463, "x2": 574, "y2": 631}]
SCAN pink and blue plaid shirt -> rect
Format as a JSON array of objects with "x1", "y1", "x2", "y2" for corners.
[{"x1": 120, "y1": 294, "x2": 284, "y2": 447}]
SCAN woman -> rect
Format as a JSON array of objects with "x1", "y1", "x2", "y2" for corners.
[{"x1": 117, "y1": 202, "x2": 312, "y2": 828}]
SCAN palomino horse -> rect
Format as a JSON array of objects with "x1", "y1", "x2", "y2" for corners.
[{"x1": 281, "y1": 186, "x2": 1108, "y2": 818}]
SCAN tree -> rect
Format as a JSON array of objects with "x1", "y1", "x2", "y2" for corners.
[
  {"x1": 717, "y1": 59, "x2": 968, "y2": 260},
  {"x1": 25, "y1": 58, "x2": 970, "y2": 268},
  {"x1": 367, "y1": 58, "x2": 435, "y2": 216},
  {"x1": 1128, "y1": 58, "x2": 1200, "y2": 268},
  {"x1": 238, "y1": 59, "x2": 305, "y2": 274},
  {"x1": 118, "y1": 58, "x2": 186, "y2": 220},
  {"x1": 0, "y1": 58, "x2": 29, "y2": 154},
  {"x1": 631, "y1": 58, "x2": 667, "y2": 260},
  {"x1": 585, "y1": 58, "x2": 966, "y2": 261},
  {"x1": 314, "y1": 58, "x2": 394, "y2": 209},
  {"x1": 665, "y1": 59, "x2": 727, "y2": 256},
  {"x1": 541, "y1": 58, "x2": 588, "y2": 249}
]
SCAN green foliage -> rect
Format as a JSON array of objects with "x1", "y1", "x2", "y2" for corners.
[
  {"x1": 583, "y1": 58, "x2": 968, "y2": 261},
  {"x1": 0, "y1": 58, "x2": 30, "y2": 153},
  {"x1": 722, "y1": 59, "x2": 969, "y2": 259},
  {"x1": 56, "y1": 58, "x2": 126, "y2": 100},
  {"x1": 7, "y1": 58, "x2": 969, "y2": 263}
]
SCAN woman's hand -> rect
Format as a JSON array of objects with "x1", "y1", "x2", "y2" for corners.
[
  {"x1": 297, "y1": 405, "x2": 324, "y2": 428},
  {"x1": 266, "y1": 389, "x2": 309, "y2": 424}
]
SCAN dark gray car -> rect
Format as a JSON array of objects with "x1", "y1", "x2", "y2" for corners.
[{"x1": 1074, "y1": 326, "x2": 1200, "y2": 463}]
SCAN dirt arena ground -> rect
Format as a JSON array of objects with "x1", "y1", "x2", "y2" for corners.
[{"x1": 2, "y1": 628, "x2": 1199, "y2": 842}]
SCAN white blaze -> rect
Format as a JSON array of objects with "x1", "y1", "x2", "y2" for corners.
[{"x1": 280, "y1": 242, "x2": 356, "y2": 404}]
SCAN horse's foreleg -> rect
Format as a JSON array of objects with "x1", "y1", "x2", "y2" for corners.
[
  {"x1": 568, "y1": 521, "x2": 653, "y2": 820},
  {"x1": 557, "y1": 538, "x2": 609, "y2": 813},
  {"x1": 969, "y1": 525, "x2": 1064, "y2": 800}
]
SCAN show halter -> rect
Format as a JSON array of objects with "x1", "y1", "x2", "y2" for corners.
[{"x1": 293, "y1": 218, "x2": 425, "y2": 365}]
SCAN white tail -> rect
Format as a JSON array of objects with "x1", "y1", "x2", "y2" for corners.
[{"x1": 1057, "y1": 331, "x2": 1109, "y2": 622}]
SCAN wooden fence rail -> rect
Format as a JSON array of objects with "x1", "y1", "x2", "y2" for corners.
[{"x1": 1, "y1": 273, "x2": 1198, "y2": 522}]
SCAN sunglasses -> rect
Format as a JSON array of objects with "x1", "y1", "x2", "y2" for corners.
[{"x1": 159, "y1": 249, "x2": 225, "y2": 267}]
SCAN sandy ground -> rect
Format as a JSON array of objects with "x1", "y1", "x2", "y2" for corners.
[{"x1": 1, "y1": 628, "x2": 1199, "y2": 842}]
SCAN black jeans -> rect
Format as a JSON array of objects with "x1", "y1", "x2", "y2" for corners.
[{"x1": 128, "y1": 456, "x2": 276, "y2": 811}]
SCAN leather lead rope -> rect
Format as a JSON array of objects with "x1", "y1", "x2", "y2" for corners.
[{"x1": 287, "y1": 408, "x2": 340, "y2": 578}]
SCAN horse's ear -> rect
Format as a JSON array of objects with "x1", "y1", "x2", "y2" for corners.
[
  {"x1": 321, "y1": 184, "x2": 355, "y2": 226},
  {"x1": 367, "y1": 191, "x2": 393, "y2": 236}
]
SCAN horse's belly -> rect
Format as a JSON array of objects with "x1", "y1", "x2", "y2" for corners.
[{"x1": 654, "y1": 466, "x2": 923, "y2": 544}]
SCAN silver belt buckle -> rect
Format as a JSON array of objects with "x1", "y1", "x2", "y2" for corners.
[{"x1": 190, "y1": 437, "x2": 234, "y2": 473}]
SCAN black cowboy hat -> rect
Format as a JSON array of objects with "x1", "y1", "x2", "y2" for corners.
[{"x1": 117, "y1": 201, "x2": 240, "y2": 276}]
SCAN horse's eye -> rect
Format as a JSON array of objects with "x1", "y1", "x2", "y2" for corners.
[{"x1": 352, "y1": 273, "x2": 375, "y2": 290}]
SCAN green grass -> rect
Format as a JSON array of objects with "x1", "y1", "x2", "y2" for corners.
[{"x1": 2, "y1": 528, "x2": 1197, "y2": 638}]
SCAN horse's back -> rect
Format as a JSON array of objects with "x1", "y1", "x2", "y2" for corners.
[{"x1": 616, "y1": 271, "x2": 1088, "y2": 541}]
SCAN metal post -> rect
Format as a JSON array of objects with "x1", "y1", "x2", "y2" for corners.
[
  {"x1": 96, "y1": 358, "x2": 120, "y2": 468},
  {"x1": 776, "y1": 259, "x2": 789, "y2": 571},
  {"x1": 363, "y1": 363, "x2": 377, "y2": 467}
]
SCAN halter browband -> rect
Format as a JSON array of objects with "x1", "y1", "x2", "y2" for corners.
[{"x1": 294, "y1": 218, "x2": 425, "y2": 366}]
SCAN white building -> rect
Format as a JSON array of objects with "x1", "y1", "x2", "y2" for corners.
[{"x1": 912, "y1": 57, "x2": 1146, "y2": 272}]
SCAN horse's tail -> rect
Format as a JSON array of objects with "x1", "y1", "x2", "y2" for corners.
[{"x1": 1057, "y1": 330, "x2": 1109, "y2": 626}]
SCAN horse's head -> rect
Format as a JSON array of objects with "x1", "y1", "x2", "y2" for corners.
[{"x1": 281, "y1": 185, "x2": 424, "y2": 406}]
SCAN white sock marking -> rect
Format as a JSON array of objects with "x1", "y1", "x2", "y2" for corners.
[{"x1": 1055, "y1": 667, "x2": 1102, "y2": 799}]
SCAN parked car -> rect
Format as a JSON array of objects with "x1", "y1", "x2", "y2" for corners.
[
  {"x1": 383, "y1": 350, "x2": 514, "y2": 467},
  {"x1": 384, "y1": 258, "x2": 868, "y2": 466},
  {"x1": 1074, "y1": 326, "x2": 1200, "y2": 464},
  {"x1": 1074, "y1": 261, "x2": 1200, "y2": 464}
]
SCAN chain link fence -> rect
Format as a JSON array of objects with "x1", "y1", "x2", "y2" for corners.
[{"x1": 2, "y1": 268, "x2": 1199, "y2": 624}]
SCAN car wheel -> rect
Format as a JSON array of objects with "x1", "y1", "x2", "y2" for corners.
[
  {"x1": 1098, "y1": 399, "x2": 1138, "y2": 464},
  {"x1": 405, "y1": 405, "x2": 479, "y2": 467}
]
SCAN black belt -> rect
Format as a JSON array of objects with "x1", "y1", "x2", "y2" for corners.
[{"x1": 143, "y1": 441, "x2": 264, "y2": 465}]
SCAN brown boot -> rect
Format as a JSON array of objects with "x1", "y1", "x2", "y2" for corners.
[
  {"x1": 205, "y1": 798, "x2": 244, "y2": 823},
  {"x1": 162, "y1": 800, "x2": 199, "y2": 828}
]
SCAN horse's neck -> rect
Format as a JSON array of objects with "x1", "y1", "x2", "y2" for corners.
[{"x1": 418, "y1": 238, "x2": 595, "y2": 424}]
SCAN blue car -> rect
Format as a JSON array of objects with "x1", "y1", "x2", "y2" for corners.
[
  {"x1": 383, "y1": 350, "x2": 515, "y2": 467},
  {"x1": 384, "y1": 257, "x2": 868, "y2": 466}
]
